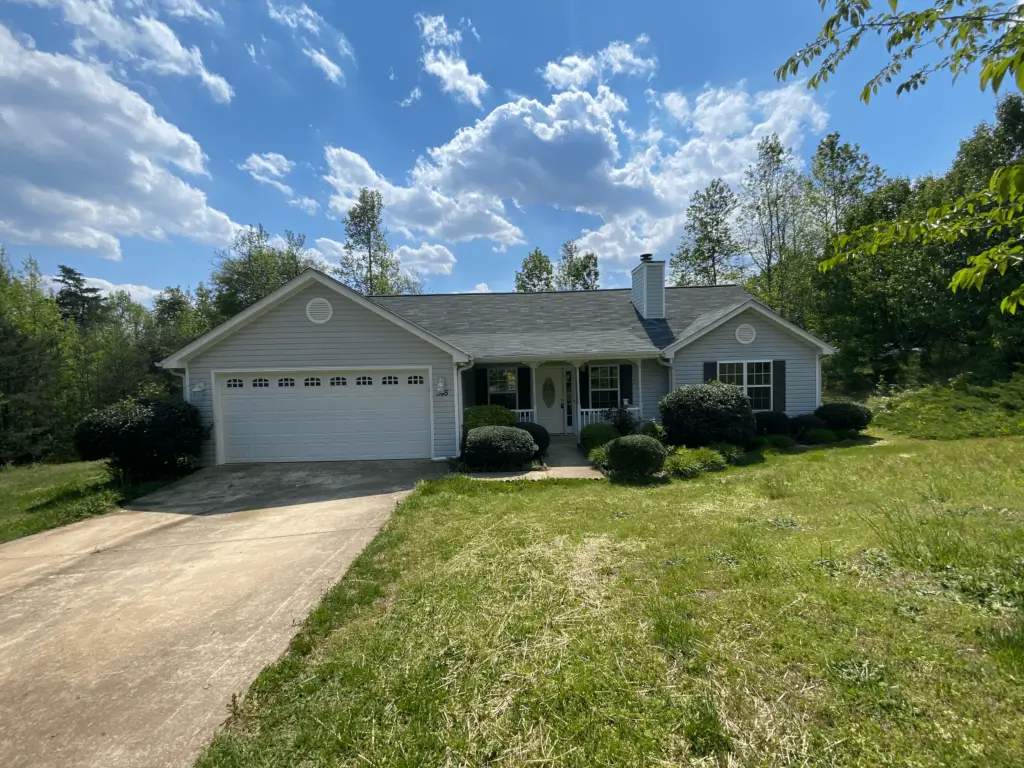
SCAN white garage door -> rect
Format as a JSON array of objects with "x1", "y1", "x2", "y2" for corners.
[{"x1": 217, "y1": 370, "x2": 432, "y2": 463}]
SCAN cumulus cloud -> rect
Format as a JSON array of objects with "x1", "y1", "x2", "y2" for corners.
[
  {"x1": 414, "y1": 13, "x2": 488, "y2": 108},
  {"x1": 268, "y1": 0, "x2": 355, "y2": 83},
  {"x1": 289, "y1": 196, "x2": 319, "y2": 215},
  {"x1": 303, "y1": 47, "x2": 343, "y2": 83},
  {"x1": 314, "y1": 237, "x2": 345, "y2": 263},
  {"x1": 661, "y1": 91, "x2": 690, "y2": 123},
  {"x1": 542, "y1": 35, "x2": 656, "y2": 90},
  {"x1": 13, "y1": 0, "x2": 233, "y2": 102},
  {"x1": 0, "y1": 25, "x2": 237, "y2": 259},
  {"x1": 395, "y1": 243, "x2": 456, "y2": 275},
  {"x1": 400, "y1": 85, "x2": 422, "y2": 107},
  {"x1": 239, "y1": 152, "x2": 294, "y2": 195},
  {"x1": 468, "y1": 282, "x2": 491, "y2": 293}
]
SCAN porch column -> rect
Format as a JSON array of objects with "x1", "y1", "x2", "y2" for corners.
[
  {"x1": 632, "y1": 358, "x2": 644, "y2": 422},
  {"x1": 569, "y1": 359, "x2": 586, "y2": 437},
  {"x1": 528, "y1": 362, "x2": 542, "y2": 419}
]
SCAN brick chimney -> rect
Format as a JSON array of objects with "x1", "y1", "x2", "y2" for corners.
[{"x1": 631, "y1": 254, "x2": 665, "y2": 319}]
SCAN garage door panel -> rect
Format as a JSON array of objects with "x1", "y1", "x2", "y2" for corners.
[{"x1": 218, "y1": 370, "x2": 432, "y2": 463}]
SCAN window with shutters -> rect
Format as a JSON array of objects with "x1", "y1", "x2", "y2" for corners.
[
  {"x1": 589, "y1": 365, "x2": 620, "y2": 410},
  {"x1": 717, "y1": 361, "x2": 772, "y2": 411},
  {"x1": 226, "y1": 378, "x2": 243, "y2": 389},
  {"x1": 356, "y1": 376, "x2": 372, "y2": 386},
  {"x1": 278, "y1": 377, "x2": 295, "y2": 388},
  {"x1": 304, "y1": 377, "x2": 321, "y2": 387},
  {"x1": 330, "y1": 376, "x2": 346, "y2": 386},
  {"x1": 408, "y1": 375, "x2": 424, "y2": 385},
  {"x1": 252, "y1": 377, "x2": 270, "y2": 388},
  {"x1": 382, "y1": 375, "x2": 399, "y2": 385},
  {"x1": 487, "y1": 368, "x2": 517, "y2": 410}
]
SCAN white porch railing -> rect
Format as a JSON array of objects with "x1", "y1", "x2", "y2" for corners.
[
  {"x1": 512, "y1": 409, "x2": 535, "y2": 423},
  {"x1": 579, "y1": 406, "x2": 640, "y2": 429}
]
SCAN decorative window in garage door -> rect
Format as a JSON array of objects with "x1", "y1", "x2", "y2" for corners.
[
  {"x1": 226, "y1": 378, "x2": 244, "y2": 388},
  {"x1": 408, "y1": 375, "x2": 424, "y2": 385},
  {"x1": 330, "y1": 376, "x2": 346, "y2": 386},
  {"x1": 252, "y1": 377, "x2": 270, "y2": 388},
  {"x1": 278, "y1": 377, "x2": 295, "y2": 387},
  {"x1": 304, "y1": 377, "x2": 322, "y2": 387},
  {"x1": 356, "y1": 376, "x2": 373, "y2": 386},
  {"x1": 382, "y1": 375, "x2": 399, "y2": 385}
]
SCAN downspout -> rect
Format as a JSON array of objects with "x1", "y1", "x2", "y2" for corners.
[{"x1": 168, "y1": 369, "x2": 187, "y2": 402}]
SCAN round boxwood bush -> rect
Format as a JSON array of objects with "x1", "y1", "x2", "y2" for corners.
[
  {"x1": 588, "y1": 446, "x2": 610, "y2": 471},
  {"x1": 790, "y1": 413, "x2": 827, "y2": 438},
  {"x1": 463, "y1": 404, "x2": 516, "y2": 430},
  {"x1": 74, "y1": 396, "x2": 207, "y2": 482},
  {"x1": 815, "y1": 402, "x2": 873, "y2": 432},
  {"x1": 659, "y1": 382, "x2": 756, "y2": 448},
  {"x1": 801, "y1": 428, "x2": 839, "y2": 445},
  {"x1": 517, "y1": 422, "x2": 550, "y2": 457},
  {"x1": 463, "y1": 426, "x2": 535, "y2": 470},
  {"x1": 640, "y1": 420, "x2": 667, "y2": 443},
  {"x1": 605, "y1": 434, "x2": 667, "y2": 479},
  {"x1": 754, "y1": 410, "x2": 791, "y2": 436},
  {"x1": 580, "y1": 422, "x2": 620, "y2": 453}
]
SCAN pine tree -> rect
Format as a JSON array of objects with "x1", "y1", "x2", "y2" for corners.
[{"x1": 333, "y1": 188, "x2": 421, "y2": 295}]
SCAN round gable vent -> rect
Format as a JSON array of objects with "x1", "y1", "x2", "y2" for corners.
[
  {"x1": 735, "y1": 323, "x2": 756, "y2": 344},
  {"x1": 306, "y1": 297, "x2": 333, "y2": 324}
]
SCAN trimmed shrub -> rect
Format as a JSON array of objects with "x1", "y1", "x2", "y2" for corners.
[
  {"x1": 754, "y1": 410, "x2": 791, "y2": 436},
  {"x1": 640, "y1": 420, "x2": 667, "y2": 443},
  {"x1": 604, "y1": 406, "x2": 640, "y2": 435},
  {"x1": 765, "y1": 434, "x2": 795, "y2": 452},
  {"x1": 463, "y1": 404, "x2": 516, "y2": 430},
  {"x1": 802, "y1": 428, "x2": 839, "y2": 445},
  {"x1": 659, "y1": 382, "x2": 756, "y2": 448},
  {"x1": 815, "y1": 402, "x2": 873, "y2": 432},
  {"x1": 605, "y1": 434, "x2": 667, "y2": 479},
  {"x1": 463, "y1": 426, "x2": 535, "y2": 470},
  {"x1": 790, "y1": 413, "x2": 827, "y2": 438},
  {"x1": 580, "y1": 422, "x2": 621, "y2": 453},
  {"x1": 665, "y1": 451, "x2": 703, "y2": 479},
  {"x1": 708, "y1": 442, "x2": 744, "y2": 465},
  {"x1": 516, "y1": 422, "x2": 551, "y2": 457},
  {"x1": 74, "y1": 396, "x2": 207, "y2": 482},
  {"x1": 833, "y1": 428, "x2": 861, "y2": 441},
  {"x1": 690, "y1": 446, "x2": 728, "y2": 472},
  {"x1": 588, "y1": 446, "x2": 610, "y2": 471}
]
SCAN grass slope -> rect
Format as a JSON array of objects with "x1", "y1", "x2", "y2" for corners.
[
  {"x1": 0, "y1": 462, "x2": 162, "y2": 543},
  {"x1": 200, "y1": 438, "x2": 1024, "y2": 767}
]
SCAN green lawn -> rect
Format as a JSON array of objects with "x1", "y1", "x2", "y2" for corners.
[
  {"x1": 200, "y1": 437, "x2": 1024, "y2": 766},
  {"x1": 0, "y1": 462, "x2": 163, "y2": 544}
]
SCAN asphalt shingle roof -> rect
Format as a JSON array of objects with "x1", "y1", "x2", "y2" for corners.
[{"x1": 373, "y1": 285, "x2": 752, "y2": 359}]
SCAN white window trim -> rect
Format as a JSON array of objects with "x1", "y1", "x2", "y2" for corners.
[
  {"x1": 487, "y1": 367, "x2": 518, "y2": 406},
  {"x1": 718, "y1": 360, "x2": 773, "y2": 412},
  {"x1": 589, "y1": 364, "x2": 621, "y2": 409}
]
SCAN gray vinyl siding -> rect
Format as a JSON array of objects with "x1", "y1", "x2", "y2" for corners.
[
  {"x1": 640, "y1": 358, "x2": 669, "y2": 423},
  {"x1": 187, "y1": 284, "x2": 458, "y2": 465},
  {"x1": 645, "y1": 263, "x2": 665, "y2": 318},
  {"x1": 671, "y1": 309, "x2": 820, "y2": 414}
]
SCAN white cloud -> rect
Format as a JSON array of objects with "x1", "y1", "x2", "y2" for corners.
[
  {"x1": 414, "y1": 13, "x2": 462, "y2": 48},
  {"x1": 542, "y1": 35, "x2": 656, "y2": 90},
  {"x1": 460, "y1": 17, "x2": 480, "y2": 42},
  {"x1": 422, "y1": 49, "x2": 488, "y2": 107},
  {"x1": 399, "y1": 85, "x2": 422, "y2": 107},
  {"x1": 303, "y1": 47, "x2": 343, "y2": 83},
  {"x1": 44, "y1": 274, "x2": 163, "y2": 305},
  {"x1": 14, "y1": 0, "x2": 233, "y2": 102},
  {"x1": 314, "y1": 237, "x2": 345, "y2": 263},
  {"x1": 246, "y1": 42, "x2": 257, "y2": 62},
  {"x1": 161, "y1": 0, "x2": 222, "y2": 25},
  {"x1": 289, "y1": 196, "x2": 319, "y2": 215},
  {"x1": 394, "y1": 243, "x2": 456, "y2": 275},
  {"x1": 0, "y1": 24, "x2": 237, "y2": 259},
  {"x1": 661, "y1": 91, "x2": 690, "y2": 123},
  {"x1": 239, "y1": 152, "x2": 295, "y2": 195},
  {"x1": 468, "y1": 282, "x2": 490, "y2": 293},
  {"x1": 266, "y1": 1, "x2": 322, "y2": 35},
  {"x1": 691, "y1": 86, "x2": 754, "y2": 137},
  {"x1": 388, "y1": 66, "x2": 396, "y2": 80}
]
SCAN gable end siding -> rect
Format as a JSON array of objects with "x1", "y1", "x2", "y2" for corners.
[
  {"x1": 187, "y1": 284, "x2": 457, "y2": 465},
  {"x1": 671, "y1": 309, "x2": 819, "y2": 414}
]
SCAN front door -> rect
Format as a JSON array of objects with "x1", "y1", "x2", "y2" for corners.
[{"x1": 536, "y1": 365, "x2": 567, "y2": 434}]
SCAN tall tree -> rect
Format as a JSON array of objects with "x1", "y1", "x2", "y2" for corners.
[
  {"x1": 515, "y1": 247, "x2": 555, "y2": 292},
  {"x1": 806, "y1": 132, "x2": 882, "y2": 241},
  {"x1": 779, "y1": 0, "x2": 1024, "y2": 313},
  {"x1": 670, "y1": 178, "x2": 742, "y2": 286},
  {"x1": 333, "y1": 188, "x2": 421, "y2": 295},
  {"x1": 554, "y1": 240, "x2": 600, "y2": 290},
  {"x1": 53, "y1": 265, "x2": 106, "y2": 329},
  {"x1": 212, "y1": 225, "x2": 319, "y2": 317}
]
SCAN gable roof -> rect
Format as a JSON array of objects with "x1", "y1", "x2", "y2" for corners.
[
  {"x1": 158, "y1": 270, "x2": 471, "y2": 368},
  {"x1": 373, "y1": 284, "x2": 754, "y2": 359}
]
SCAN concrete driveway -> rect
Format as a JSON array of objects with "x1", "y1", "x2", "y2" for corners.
[{"x1": 0, "y1": 460, "x2": 444, "y2": 768}]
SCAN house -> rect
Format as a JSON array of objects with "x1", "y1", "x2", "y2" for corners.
[{"x1": 158, "y1": 255, "x2": 835, "y2": 466}]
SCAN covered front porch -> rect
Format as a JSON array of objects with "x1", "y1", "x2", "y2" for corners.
[{"x1": 460, "y1": 359, "x2": 652, "y2": 438}]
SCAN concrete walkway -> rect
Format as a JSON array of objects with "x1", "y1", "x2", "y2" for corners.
[
  {"x1": 471, "y1": 435, "x2": 603, "y2": 481},
  {"x1": 0, "y1": 460, "x2": 443, "y2": 768}
]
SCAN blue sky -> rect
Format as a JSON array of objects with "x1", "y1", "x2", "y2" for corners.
[{"x1": 0, "y1": 0, "x2": 1002, "y2": 302}]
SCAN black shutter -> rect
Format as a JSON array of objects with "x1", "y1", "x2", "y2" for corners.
[
  {"x1": 579, "y1": 368, "x2": 590, "y2": 409},
  {"x1": 772, "y1": 360, "x2": 786, "y2": 413},
  {"x1": 474, "y1": 368, "x2": 488, "y2": 405},
  {"x1": 619, "y1": 364, "x2": 633, "y2": 407},
  {"x1": 517, "y1": 367, "x2": 531, "y2": 411},
  {"x1": 703, "y1": 361, "x2": 717, "y2": 382}
]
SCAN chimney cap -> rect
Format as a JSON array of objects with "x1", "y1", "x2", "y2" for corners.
[{"x1": 640, "y1": 253, "x2": 654, "y2": 263}]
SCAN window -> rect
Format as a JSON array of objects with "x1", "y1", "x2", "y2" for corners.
[
  {"x1": 356, "y1": 376, "x2": 373, "y2": 386},
  {"x1": 252, "y1": 377, "x2": 270, "y2": 388},
  {"x1": 304, "y1": 377, "x2": 321, "y2": 387},
  {"x1": 278, "y1": 377, "x2": 295, "y2": 388},
  {"x1": 226, "y1": 378, "x2": 243, "y2": 389},
  {"x1": 330, "y1": 376, "x2": 346, "y2": 387},
  {"x1": 382, "y1": 375, "x2": 399, "y2": 385},
  {"x1": 487, "y1": 368, "x2": 517, "y2": 410},
  {"x1": 408, "y1": 375, "x2": 424, "y2": 385},
  {"x1": 589, "y1": 365, "x2": 620, "y2": 410},
  {"x1": 718, "y1": 362, "x2": 772, "y2": 411}
]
